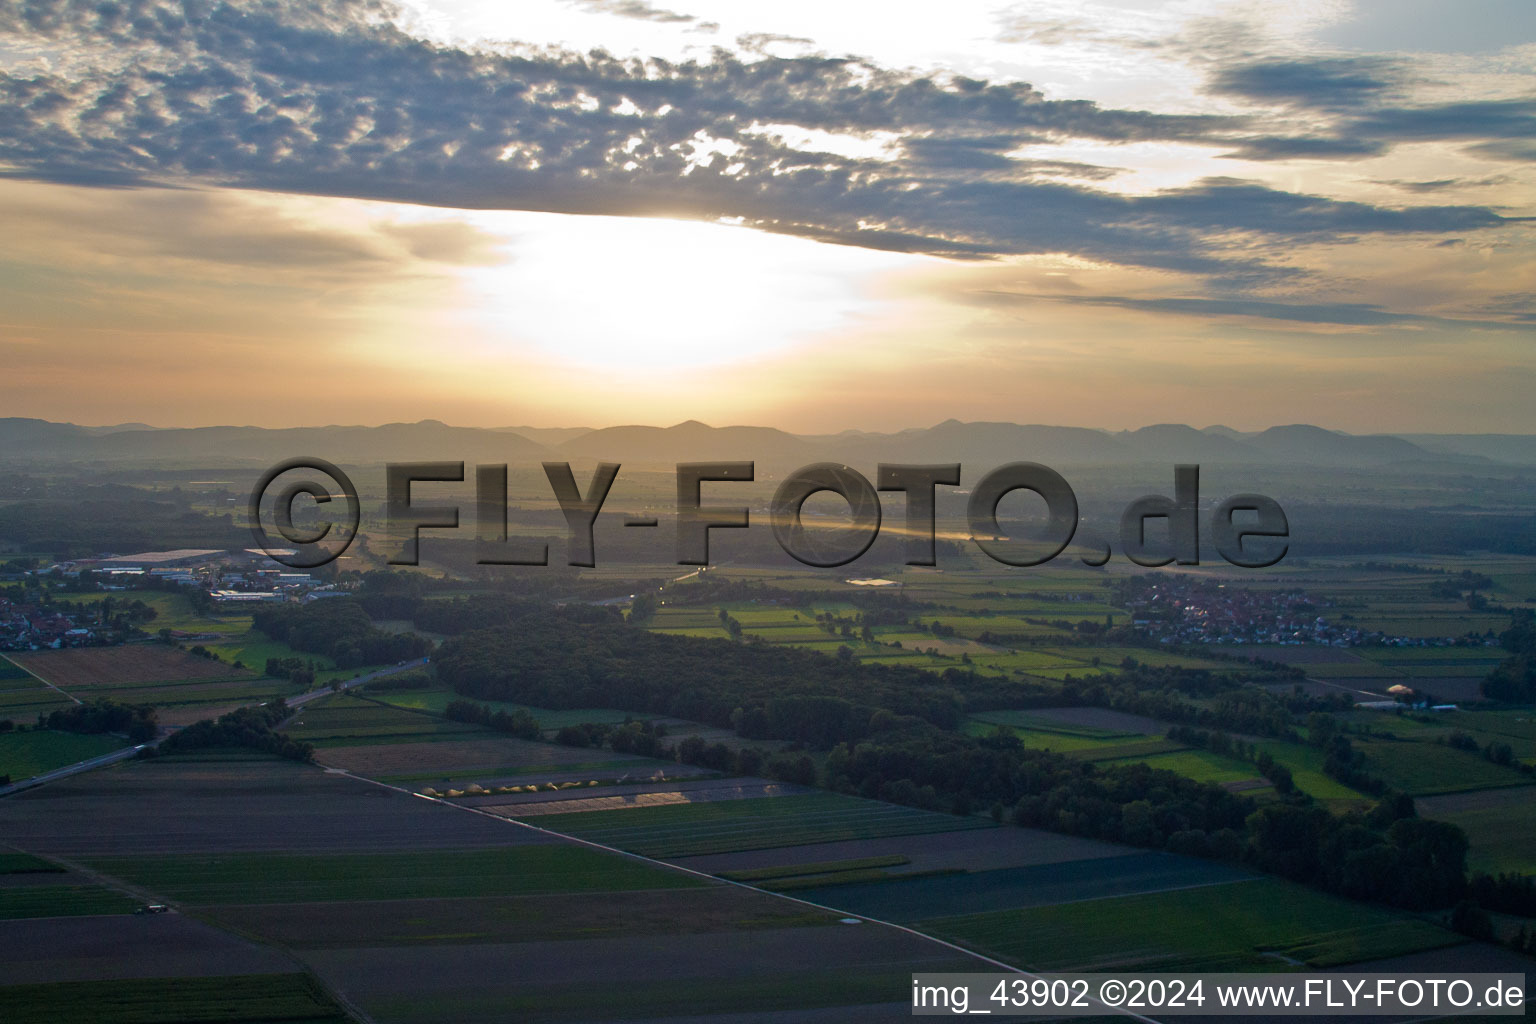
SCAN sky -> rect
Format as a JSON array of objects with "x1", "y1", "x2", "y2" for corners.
[{"x1": 0, "y1": 0, "x2": 1533, "y2": 434}]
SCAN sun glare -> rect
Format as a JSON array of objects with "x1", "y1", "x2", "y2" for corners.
[{"x1": 461, "y1": 213, "x2": 915, "y2": 372}]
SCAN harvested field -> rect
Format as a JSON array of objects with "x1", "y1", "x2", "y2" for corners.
[
  {"x1": 0, "y1": 973, "x2": 349, "y2": 1024},
  {"x1": 0, "y1": 686, "x2": 76, "y2": 722},
  {"x1": 202, "y1": 887, "x2": 832, "y2": 948},
  {"x1": 525, "y1": 792, "x2": 994, "y2": 858},
  {"x1": 0, "y1": 759, "x2": 550, "y2": 855},
  {"x1": 0, "y1": 915, "x2": 295, "y2": 985},
  {"x1": 316, "y1": 736, "x2": 641, "y2": 780},
  {"x1": 7, "y1": 647, "x2": 249, "y2": 691},
  {"x1": 786, "y1": 852, "x2": 1255, "y2": 924},
  {"x1": 1248, "y1": 646, "x2": 1375, "y2": 665}
]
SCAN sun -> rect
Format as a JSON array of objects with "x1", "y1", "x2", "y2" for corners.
[{"x1": 461, "y1": 212, "x2": 914, "y2": 372}]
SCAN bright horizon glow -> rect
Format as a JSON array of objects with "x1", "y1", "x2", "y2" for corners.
[
  {"x1": 0, "y1": 0, "x2": 1532, "y2": 433},
  {"x1": 457, "y1": 213, "x2": 918, "y2": 371}
]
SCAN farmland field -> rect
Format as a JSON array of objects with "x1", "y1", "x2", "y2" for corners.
[
  {"x1": 786, "y1": 852, "x2": 1254, "y2": 923},
  {"x1": 366, "y1": 686, "x2": 633, "y2": 729},
  {"x1": 1417, "y1": 786, "x2": 1536, "y2": 874},
  {"x1": 0, "y1": 913, "x2": 299, "y2": 986},
  {"x1": 0, "y1": 884, "x2": 140, "y2": 920},
  {"x1": 0, "y1": 853, "x2": 61, "y2": 874},
  {"x1": 86, "y1": 846, "x2": 703, "y2": 904},
  {"x1": 314, "y1": 735, "x2": 646, "y2": 782},
  {"x1": 0, "y1": 688, "x2": 77, "y2": 722},
  {"x1": 1354, "y1": 739, "x2": 1531, "y2": 796},
  {"x1": 0, "y1": 973, "x2": 351, "y2": 1024},
  {"x1": 283, "y1": 693, "x2": 481, "y2": 745},
  {"x1": 0, "y1": 759, "x2": 547, "y2": 856},
  {"x1": 1100, "y1": 749, "x2": 1269, "y2": 788},
  {"x1": 200, "y1": 886, "x2": 831, "y2": 948},
  {"x1": 7, "y1": 646, "x2": 250, "y2": 690},
  {"x1": 523, "y1": 791, "x2": 994, "y2": 858},
  {"x1": 923, "y1": 877, "x2": 1463, "y2": 972},
  {"x1": 0, "y1": 694, "x2": 1016, "y2": 1024},
  {"x1": 0, "y1": 731, "x2": 127, "y2": 782}
]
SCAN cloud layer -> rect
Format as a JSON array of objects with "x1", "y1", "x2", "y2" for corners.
[{"x1": 0, "y1": 0, "x2": 1526, "y2": 295}]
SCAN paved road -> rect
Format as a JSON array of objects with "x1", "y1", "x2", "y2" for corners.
[
  {"x1": 282, "y1": 657, "x2": 430, "y2": 712},
  {"x1": 0, "y1": 743, "x2": 147, "y2": 798},
  {"x1": 0, "y1": 657, "x2": 430, "y2": 798}
]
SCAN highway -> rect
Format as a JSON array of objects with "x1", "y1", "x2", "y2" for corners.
[{"x1": 281, "y1": 656, "x2": 430, "y2": 712}]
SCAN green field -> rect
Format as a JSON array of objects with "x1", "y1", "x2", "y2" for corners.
[
  {"x1": 67, "y1": 591, "x2": 251, "y2": 635},
  {"x1": 0, "y1": 973, "x2": 351, "y2": 1024},
  {"x1": 0, "y1": 730, "x2": 128, "y2": 781},
  {"x1": 1248, "y1": 739, "x2": 1372, "y2": 804},
  {"x1": 0, "y1": 884, "x2": 140, "y2": 919},
  {"x1": 0, "y1": 655, "x2": 74, "y2": 721},
  {"x1": 962, "y1": 713, "x2": 1180, "y2": 757},
  {"x1": 1444, "y1": 809, "x2": 1536, "y2": 875},
  {"x1": 0, "y1": 852, "x2": 63, "y2": 874},
  {"x1": 1354, "y1": 739, "x2": 1530, "y2": 796},
  {"x1": 368, "y1": 686, "x2": 634, "y2": 729},
  {"x1": 200, "y1": 632, "x2": 391, "y2": 686},
  {"x1": 1418, "y1": 788, "x2": 1536, "y2": 875},
  {"x1": 282, "y1": 694, "x2": 482, "y2": 746},
  {"x1": 87, "y1": 846, "x2": 702, "y2": 904},
  {"x1": 1101, "y1": 749, "x2": 1269, "y2": 788},
  {"x1": 0, "y1": 686, "x2": 77, "y2": 722},
  {"x1": 923, "y1": 877, "x2": 1462, "y2": 972},
  {"x1": 526, "y1": 792, "x2": 994, "y2": 858}
]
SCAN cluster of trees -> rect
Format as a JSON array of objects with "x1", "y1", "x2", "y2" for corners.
[
  {"x1": 1470, "y1": 871, "x2": 1536, "y2": 919},
  {"x1": 443, "y1": 698, "x2": 540, "y2": 739},
  {"x1": 550, "y1": 717, "x2": 817, "y2": 784},
  {"x1": 1483, "y1": 609, "x2": 1536, "y2": 702},
  {"x1": 1058, "y1": 671, "x2": 1332, "y2": 739},
  {"x1": 352, "y1": 570, "x2": 433, "y2": 619},
  {"x1": 1319, "y1": 736, "x2": 1389, "y2": 797},
  {"x1": 42, "y1": 595, "x2": 158, "y2": 632},
  {"x1": 1443, "y1": 729, "x2": 1526, "y2": 771},
  {"x1": 265, "y1": 657, "x2": 317, "y2": 686},
  {"x1": 147, "y1": 702, "x2": 312, "y2": 762},
  {"x1": 253, "y1": 600, "x2": 430, "y2": 668},
  {"x1": 42, "y1": 698, "x2": 156, "y2": 743},
  {"x1": 0, "y1": 497, "x2": 246, "y2": 559},
  {"x1": 411, "y1": 593, "x2": 618, "y2": 637},
  {"x1": 1245, "y1": 799, "x2": 1466, "y2": 909},
  {"x1": 432, "y1": 607, "x2": 988, "y2": 740}
]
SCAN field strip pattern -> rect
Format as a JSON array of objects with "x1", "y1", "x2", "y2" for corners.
[{"x1": 521, "y1": 792, "x2": 995, "y2": 858}]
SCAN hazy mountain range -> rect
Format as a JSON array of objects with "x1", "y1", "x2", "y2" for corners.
[{"x1": 1, "y1": 417, "x2": 1531, "y2": 468}]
